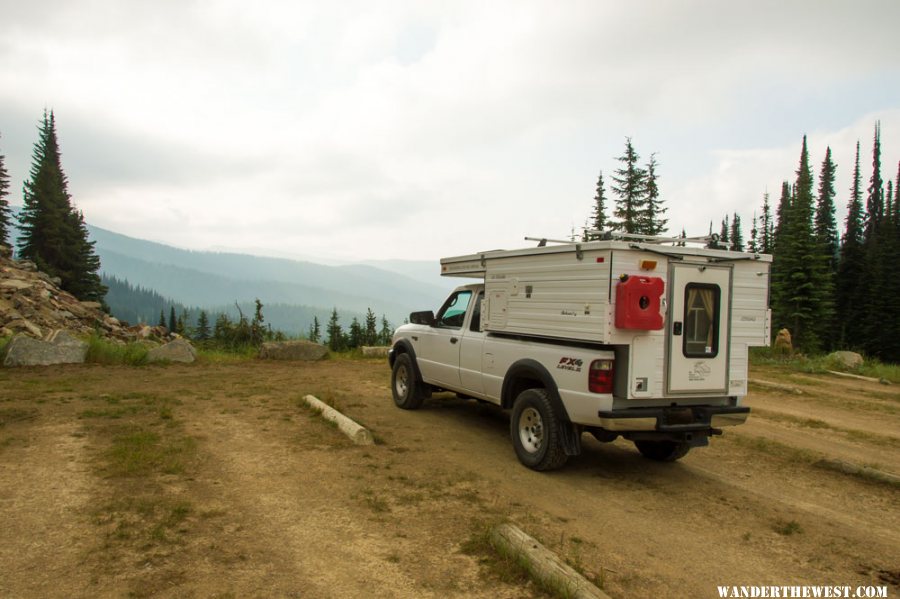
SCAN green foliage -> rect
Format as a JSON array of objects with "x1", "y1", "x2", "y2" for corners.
[
  {"x1": 194, "y1": 311, "x2": 210, "y2": 341},
  {"x1": 16, "y1": 110, "x2": 106, "y2": 302},
  {"x1": 85, "y1": 334, "x2": 150, "y2": 366},
  {"x1": 641, "y1": 154, "x2": 666, "y2": 235},
  {"x1": 610, "y1": 137, "x2": 647, "y2": 234}
]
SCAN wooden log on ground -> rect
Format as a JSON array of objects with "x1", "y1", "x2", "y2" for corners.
[
  {"x1": 748, "y1": 378, "x2": 803, "y2": 395},
  {"x1": 303, "y1": 394, "x2": 374, "y2": 446},
  {"x1": 490, "y1": 523, "x2": 611, "y2": 599},
  {"x1": 826, "y1": 370, "x2": 891, "y2": 385}
]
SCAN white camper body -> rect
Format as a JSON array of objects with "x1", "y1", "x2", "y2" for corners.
[{"x1": 440, "y1": 237, "x2": 771, "y2": 405}]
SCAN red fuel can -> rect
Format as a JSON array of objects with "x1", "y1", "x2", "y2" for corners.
[{"x1": 615, "y1": 275, "x2": 664, "y2": 330}]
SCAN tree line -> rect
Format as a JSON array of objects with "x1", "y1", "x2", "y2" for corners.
[{"x1": 586, "y1": 129, "x2": 900, "y2": 362}]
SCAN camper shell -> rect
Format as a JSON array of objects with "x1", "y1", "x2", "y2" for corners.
[{"x1": 441, "y1": 235, "x2": 771, "y2": 405}]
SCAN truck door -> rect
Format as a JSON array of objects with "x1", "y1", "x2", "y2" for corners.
[
  {"x1": 666, "y1": 263, "x2": 731, "y2": 394},
  {"x1": 459, "y1": 292, "x2": 485, "y2": 395},
  {"x1": 415, "y1": 289, "x2": 471, "y2": 388}
]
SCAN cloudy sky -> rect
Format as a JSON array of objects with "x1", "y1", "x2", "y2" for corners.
[{"x1": 1, "y1": 0, "x2": 898, "y2": 262}]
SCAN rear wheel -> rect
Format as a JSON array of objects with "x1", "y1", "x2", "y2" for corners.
[
  {"x1": 510, "y1": 388, "x2": 568, "y2": 471},
  {"x1": 391, "y1": 353, "x2": 425, "y2": 410},
  {"x1": 634, "y1": 440, "x2": 691, "y2": 462}
]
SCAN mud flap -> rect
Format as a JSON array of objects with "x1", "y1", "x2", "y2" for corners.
[{"x1": 560, "y1": 422, "x2": 582, "y2": 456}]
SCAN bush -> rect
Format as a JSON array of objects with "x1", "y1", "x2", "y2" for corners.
[{"x1": 85, "y1": 334, "x2": 149, "y2": 366}]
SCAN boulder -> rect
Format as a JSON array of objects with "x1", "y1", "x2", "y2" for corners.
[
  {"x1": 361, "y1": 346, "x2": 390, "y2": 358},
  {"x1": 827, "y1": 350, "x2": 864, "y2": 370},
  {"x1": 2, "y1": 330, "x2": 88, "y2": 367},
  {"x1": 147, "y1": 338, "x2": 197, "y2": 363},
  {"x1": 259, "y1": 340, "x2": 328, "y2": 361}
]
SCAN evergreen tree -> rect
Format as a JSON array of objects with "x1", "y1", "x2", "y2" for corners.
[
  {"x1": 610, "y1": 138, "x2": 647, "y2": 234},
  {"x1": 641, "y1": 153, "x2": 667, "y2": 235},
  {"x1": 719, "y1": 215, "x2": 730, "y2": 248},
  {"x1": 813, "y1": 147, "x2": 838, "y2": 348},
  {"x1": 730, "y1": 214, "x2": 743, "y2": 251},
  {"x1": 865, "y1": 121, "x2": 884, "y2": 235},
  {"x1": 158, "y1": 309, "x2": 166, "y2": 328},
  {"x1": 860, "y1": 123, "x2": 890, "y2": 358},
  {"x1": 0, "y1": 134, "x2": 10, "y2": 247},
  {"x1": 364, "y1": 308, "x2": 378, "y2": 346},
  {"x1": 760, "y1": 192, "x2": 774, "y2": 253},
  {"x1": 748, "y1": 212, "x2": 759, "y2": 253},
  {"x1": 169, "y1": 307, "x2": 177, "y2": 333},
  {"x1": 835, "y1": 142, "x2": 865, "y2": 349},
  {"x1": 16, "y1": 110, "x2": 105, "y2": 301},
  {"x1": 326, "y1": 308, "x2": 344, "y2": 351},
  {"x1": 591, "y1": 171, "x2": 608, "y2": 235},
  {"x1": 177, "y1": 309, "x2": 187, "y2": 336},
  {"x1": 214, "y1": 313, "x2": 231, "y2": 341},
  {"x1": 773, "y1": 182, "x2": 792, "y2": 255},
  {"x1": 378, "y1": 315, "x2": 393, "y2": 346},
  {"x1": 772, "y1": 136, "x2": 822, "y2": 352},
  {"x1": 348, "y1": 317, "x2": 363, "y2": 349},
  {"x1": 195, "y1": 311, "x2": 211, "y2": 341},
  {"x1": 251, "y1": 298, "x2": 265, "y2": 345},
  {"x1": 308, "y1": 316, "x2": 321, "y2": 343}
]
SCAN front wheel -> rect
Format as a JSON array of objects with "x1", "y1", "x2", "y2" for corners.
[
  {"x1": 510, "y1": 388, "x2": 568, "y2": 471},
  {"x1": 634, "y1": 440, "x2": 691, "y2": 462},
  {"x1": 391, "y1": 353, "x2": 425, "y2": 410}
]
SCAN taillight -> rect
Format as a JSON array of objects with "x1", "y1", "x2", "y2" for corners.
[{"x1": 589, "y1": 359, "x2": 614, "y2": 393}]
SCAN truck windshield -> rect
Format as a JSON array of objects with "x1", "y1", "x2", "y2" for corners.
[{"x1": 436, "y1": 290, "x2": 473, "y2": 329}]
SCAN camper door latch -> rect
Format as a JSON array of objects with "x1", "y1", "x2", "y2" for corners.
[{"x1": 673, "y1": 322, "x2": 683, "y2": 336}]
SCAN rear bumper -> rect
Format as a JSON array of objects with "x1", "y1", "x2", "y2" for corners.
[{"x1": 597, "y1": 405, "x2": 749, "y2": 432}]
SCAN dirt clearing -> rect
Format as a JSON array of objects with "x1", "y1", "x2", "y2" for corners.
[{"x1": 1, "y1": 359, "x2": 897, "y2": 598}]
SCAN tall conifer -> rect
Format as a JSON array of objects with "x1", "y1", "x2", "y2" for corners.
[
  {"x1": 610, "y1": 138, "x2": 647, "y2": 233},
  {"x1": 17, "y1": 110, "x2": 106, "y2": 301},
  {"x1": 641, "y1": 154, "x2": 667, "y2": 235},
  {"x1": 813, "y1": 147, "x2": 838, "y2": 348},
  {"x1": 589, "y1": 171, "x2": 609, "y2": 238},
  {"x1": 760, "y1": 192, "x2": 774, "y2": 253},
  {"x1": 835, "y1": 142, "x2": 865, "y2": 349},
  {"x1": 730, "y1": 214, "x2": 743, "y2": 251}
]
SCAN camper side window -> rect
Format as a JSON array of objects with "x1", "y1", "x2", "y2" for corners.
[
  {"x1": 683, "y1": 283, "x2": 720, "y2": 358},
  {"x1": 435, "y1": 290, "x2": 473, "y2": 329}
]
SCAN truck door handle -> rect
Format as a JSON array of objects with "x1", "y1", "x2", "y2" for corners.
[{"x1": 450, "y1": 337, "x2": 458, "y2": 344}]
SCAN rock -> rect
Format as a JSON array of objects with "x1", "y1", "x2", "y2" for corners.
[
  {"x1": 1, "y1": 279, "x2": 33, "y2": 291},
  {"x1": 7, "y1": 319, "x2": 42, "y2": 338},
  {"x1": 79, "y1": 301, "x2": 103, "y2": 310},
  {"x1": 2, "y1": 331, "x2": 88, "y2": 367},
  {"x1": 772, "y1": 328, "x2": 792, "y2": 358},
  {"x1": 259, "y1": 340, "x2": 328, "y2": 361},
  {"x1": 147, "y1": 338, "x2": 197, "y2": 363},
  {"x1": 827, "y1": 351, "x2": 864, "y2": 370},
  {"x1": 361, "y1": 346, "x2": 390, "y2": 358}
]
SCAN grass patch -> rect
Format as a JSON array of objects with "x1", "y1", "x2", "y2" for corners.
[
  {"x1": 0, "y1": 406, "x2": 39, "y2": 426},
  {"x1": 772, "y1": 519, "x2": 803, "y2": 536},
  {"x1": 86, "y1": 335, "x2": 150, "y2": 366},
  {"x1": 196, "y1": 346, "x2": 258, "y2": 363},
  {"x1": 105, "y1": 427, "x2": 197, "y2": 477},
  {"x1": 751, "y1": 348, "x2": 900, "y2": 383}
]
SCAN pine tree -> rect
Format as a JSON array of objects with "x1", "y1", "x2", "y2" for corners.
[
  {"x1": 860, "y1": 123, "x2": 889, "y2": 358},
  {"x1": 348, "y1": 317, "x2": 363, "y2": 349},
  {"x1": 748, "y1": 212, "x2": 759, "y2": 253},
  {"x1": 0, "y1": 134, "x2": 11, "y2": 247},
  {"x1": 586, "y1": 171, "x2": 609, "y2": 239},
  {"x1": 835, "y1": 141, "x2": 865, "y2": 349},
  {"x1": 378, "y1": 315, "x2": 393, "y2": 346},
  {"x1": 169, "y1": 306, "x2": 177, "y2": 333},
  {"x1": 195, "y1": 311, "x2": 211, "y2": 341},
  {"x1": 865, "y1": 121, "x2": 884, "y2": 235},
  {"x1": 17, "y1": 110, "x2": 106, "y2": 301},
  {"x1": 813, "y1": 147, "x2": 838, "y2": 349},
  {"x1": 719, "y1": 215, "x2": 730, "y2": 249},
  {"x1": 308, "y1": 316, "x2": 321, "y2": 343},
  {"x1": 610, "y1": 138, "x2": 647, "y2": 234},
  {"x1": 773, "y1": 182, "x2": 792, "y2": 255},
  {"x1": 730, "y1": 214, "x2": 743, "y2": 251},
  {"x1": 251, "y1": 298, "x2": 265, "y2": 345},
  {"x1": 364, "y1": 308, "x2": 378, "y2": 346},
  {"x1": 326, "y1": 308, "x2": 344, "y2": 351},
  {"x1": 760, "y1": 192, "x2": 774, "y2": 253},
  {"x1": 773, "y1": 136, "x2": 822, "y2": 352},
  {"x1": 641, "y1": 153, "x2": 667, "y2": 235}
]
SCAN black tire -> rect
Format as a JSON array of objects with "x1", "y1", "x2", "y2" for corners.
[
  {"x1": 510, "y1": 388, "x2": 568, "y2": 471},
  {"x1": 391, "y1": 353, "x2": 425, "y2": 410},
  {"x1": 634, "y1": 440, "x2": 691, "y2": 462}
]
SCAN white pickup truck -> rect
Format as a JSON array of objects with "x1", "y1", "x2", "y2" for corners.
[{"x1": 388, "y1": 237, "x2": 769, "y2": 471}]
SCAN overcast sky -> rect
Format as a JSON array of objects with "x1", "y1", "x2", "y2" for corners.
[{"x1": 1, "y1": 0, "x2": 899, "y2": 262}]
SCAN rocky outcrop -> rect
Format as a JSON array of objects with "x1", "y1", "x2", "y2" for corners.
[
  {"x1": 259, "y1": 340, "x2": 328, "y2": 361},
  {"x1": 827, "y1": 351, "x2": 864, "y2": 370},
  {"x1": 2, "y1": 330, "x2": 89, "y2": 367},
  {"x1": 0, "y1": 245, "x2": 130, "y2": 341},
  {"x1": 147, "y1": 339, "x2": 197, "y2": 364}
]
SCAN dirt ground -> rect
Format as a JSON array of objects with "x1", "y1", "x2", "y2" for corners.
[{"x1": 1, "y1": 357, "x2": 898, "y2": 598}]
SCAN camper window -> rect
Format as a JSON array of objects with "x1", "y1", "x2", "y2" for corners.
[
  {"x1": 435, "y1": 290, "x2": 473, "y2": 329},
  {"x1": 683, "y1": 283, "x2": 719, "y2": 358}
]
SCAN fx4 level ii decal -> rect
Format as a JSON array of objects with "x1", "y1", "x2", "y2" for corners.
[{"x1": 557, "y1": 357, "x2": 583, "y2": 372}]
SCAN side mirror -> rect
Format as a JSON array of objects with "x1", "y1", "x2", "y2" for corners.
[{"x1": 409, "y1": 310, "x2": 436, "y2": 326}]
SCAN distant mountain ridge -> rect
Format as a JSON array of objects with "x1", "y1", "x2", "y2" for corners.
[{"x1": 5, "y1": 211, "x2": 457, "y2": 333}]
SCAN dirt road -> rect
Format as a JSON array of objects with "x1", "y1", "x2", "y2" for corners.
[{"x1": 1, "y1": 358, "x2": 897, "y2": 598}]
